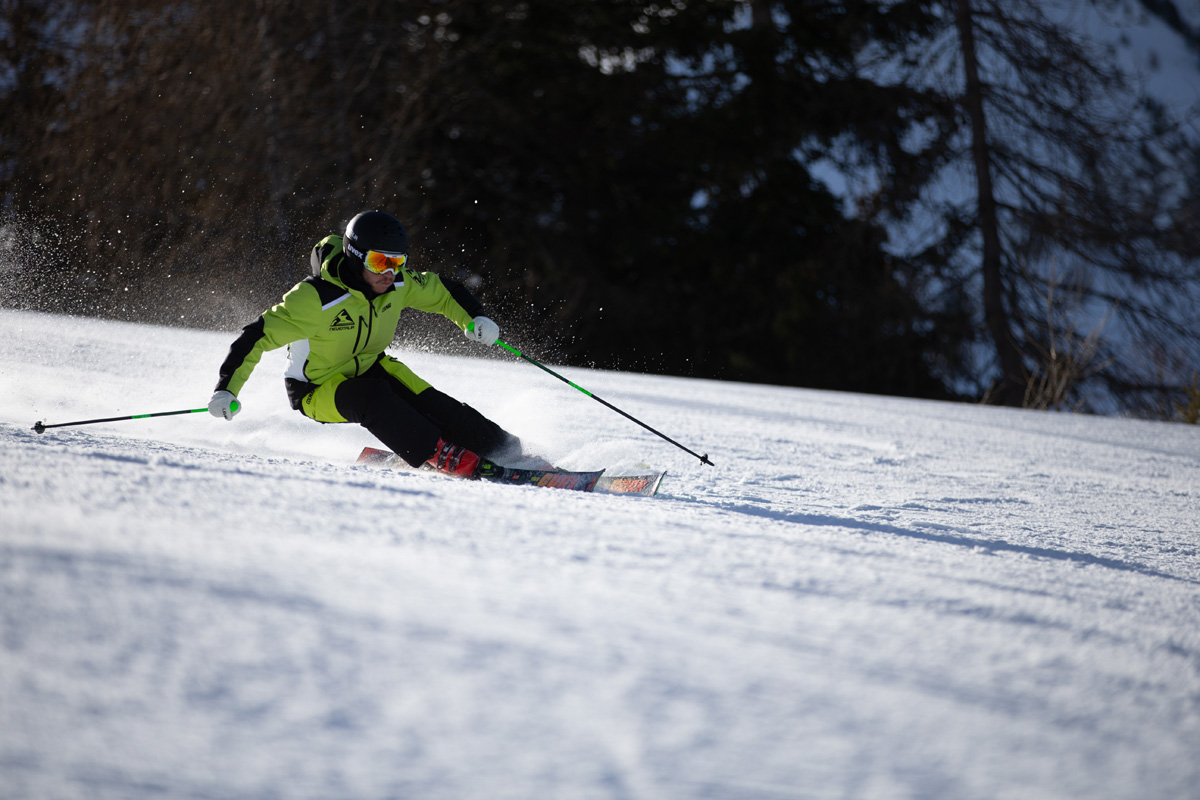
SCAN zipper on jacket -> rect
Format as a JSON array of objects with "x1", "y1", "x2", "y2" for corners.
[{"x1": 350, "y1": 299, "x2": 380, "y2": 376}]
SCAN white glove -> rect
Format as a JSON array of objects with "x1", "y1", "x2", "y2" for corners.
[
  {"x1": 464, "y1": 316, "x2": 500, "y2": 346},
  {"x1": 208, "y1": 390, "x2": 241, "y2": 420}
]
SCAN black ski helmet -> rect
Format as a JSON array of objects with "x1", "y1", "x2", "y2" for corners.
[{"x1": 343, "y1": 211, "x2": 409, "y2": 265}]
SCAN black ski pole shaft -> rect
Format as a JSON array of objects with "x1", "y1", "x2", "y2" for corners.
[
  {"x1": 496, "y1": 339, "x2": 714, "y2": 466},
  {"x1": 32, "y1": 407, "x2": 208, "y2": 434}
]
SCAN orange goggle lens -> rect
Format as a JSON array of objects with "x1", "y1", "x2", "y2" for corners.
[{"x1": 364, "y1": 250, "x2": 408, "y2": 274}]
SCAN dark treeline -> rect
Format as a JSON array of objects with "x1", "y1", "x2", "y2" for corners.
[{"x1": 3, "y1": 0, "x2": 1198, "y2": 416}]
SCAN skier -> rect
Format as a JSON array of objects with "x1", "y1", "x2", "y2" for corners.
[{"x1": 208, "y1": 210, "x2": 528, "y2": 478}]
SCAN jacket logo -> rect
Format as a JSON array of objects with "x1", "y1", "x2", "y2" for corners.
[{"x1": 329, "y1": 309, "x2": 355, "y2": 331}]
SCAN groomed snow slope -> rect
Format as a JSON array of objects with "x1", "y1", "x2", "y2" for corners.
[{"x1": 2, "y1": 308, "x2": 1198, "y2": 799}]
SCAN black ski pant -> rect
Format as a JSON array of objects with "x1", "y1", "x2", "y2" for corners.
[{"x1": 288, "y1": 361, "x2": 519, "y2": 467}]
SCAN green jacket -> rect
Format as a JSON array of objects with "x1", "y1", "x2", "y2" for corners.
[{"x1": 215, "y1": 235, "x2": 483, "y2": 404}]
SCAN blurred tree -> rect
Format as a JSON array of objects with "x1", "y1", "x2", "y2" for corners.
[
  {"x1": 0, "y1": 0, "x2": 82, "y2": 303},
  {"x1": 40, "y1": 0, "x2": 1200, "y2": 410},
  {"x1": 424, "y1": 0, "x2": 967, "y2": 395},
  {"x1": 859, "y1": 0, "x2": 1200, "y2": 411},
  {"x1": 3, "y1": 0, "x2": 961, "y2": 398},
  {"x1": 1, "y1": 0, "x2": 481, "y2": 325}
]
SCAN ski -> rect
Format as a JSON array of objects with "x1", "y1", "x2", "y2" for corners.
[
  {"x1": 356, "y1": 446, "x2": 600, "y2": 492},
  {"x1": 355, "y1": 447, "x2": 664, "y2": 496},
  {"x1": 595, "y1": 471, "x2": 666, "y2": 497},
  {"x1": 481, "y1": 464, "x2": 603, "y2": 492}
]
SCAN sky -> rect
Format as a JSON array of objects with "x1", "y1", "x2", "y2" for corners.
[{"x1": 2, "y1": 307, "x2": 1198, "y2": 799}]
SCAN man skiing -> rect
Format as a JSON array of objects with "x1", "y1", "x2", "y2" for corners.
[{"x1": 208, "y1": 210, "x2": 526, "y2": 478}]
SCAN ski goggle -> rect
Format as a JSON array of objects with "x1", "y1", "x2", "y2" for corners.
[{"x1": 363, "y1": 250, "x2": 408, "y2": 275}]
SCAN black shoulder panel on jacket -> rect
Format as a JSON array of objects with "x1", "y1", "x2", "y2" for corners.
[
  {"x1": 443, "y1": 277, "x2": 486, "y2": 319},
  {"x1": 302, "y1": 275, "x2": 351, "y2": 307}
]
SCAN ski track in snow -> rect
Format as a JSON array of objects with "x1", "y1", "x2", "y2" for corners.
[{"x1": 2, "y1": 308, "x2": 1199, "y2": 799}]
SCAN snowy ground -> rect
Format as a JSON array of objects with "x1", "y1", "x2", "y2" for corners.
[{"x1": 2, "y1": 307, "x2": 1198, "y2": 800}]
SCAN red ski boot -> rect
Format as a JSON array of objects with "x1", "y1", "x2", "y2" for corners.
[{"x1": 425, "y1": 438, "x2": 498, "y2": 479}]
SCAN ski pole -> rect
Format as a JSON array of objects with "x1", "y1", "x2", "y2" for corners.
[
  {"x1": 32, "y1": 407, "x2": 209, "y2": 434},
  {"x1": 491, "y1": 334, "x2": 714, "y2": 466}
]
